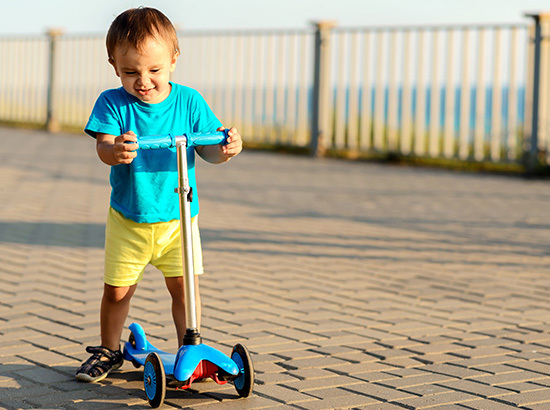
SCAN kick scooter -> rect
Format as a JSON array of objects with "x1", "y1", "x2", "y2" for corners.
[{"x1": 122, "y1": 131, "x2": 254, "y2": 408}]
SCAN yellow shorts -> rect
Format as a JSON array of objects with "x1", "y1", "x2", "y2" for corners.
[{"x1": 104, "y1": 207, "x2": 204, "y2": 287}]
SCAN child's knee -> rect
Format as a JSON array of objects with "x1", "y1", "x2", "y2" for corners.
[
  {"x1": 164, "y1": 276, "x2": 184, "y2": 298},
  {"x1": 103, "y1": 283, "x2": 136, "y2": 304}
]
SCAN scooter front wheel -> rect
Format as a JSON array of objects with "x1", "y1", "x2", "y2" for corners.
[
  {"x1": 144, "y1": 352, "x2": 166, "y2": 408},
  {"x1": 231, "y1": 343, "x2": 254, "y2": 397}
]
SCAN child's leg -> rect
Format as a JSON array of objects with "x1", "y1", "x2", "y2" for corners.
[
  {"x1": 165, "y1": 276, "x2": 201, "y2": 346},
  {"x1": 76, "y1": 283, "x2": 134, "y2": 382},
  {"x1": 100, "y1": 283, "x2": 137, "y2": 351}
]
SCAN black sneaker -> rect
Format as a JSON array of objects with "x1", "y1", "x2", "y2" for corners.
[{"x1": 75, "y1": 346, "x2": 124, "y2": 383}]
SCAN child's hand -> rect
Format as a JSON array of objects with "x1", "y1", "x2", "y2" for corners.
[
  {"x1": 219, "y1": 127, "x2": 242, "y2": 159},
  {"x1": 113, "y1": 131, "x2": 138, "y2": 164},
  {"x1": 195, "y1": 127, "x2": 242, "y2": 164}
]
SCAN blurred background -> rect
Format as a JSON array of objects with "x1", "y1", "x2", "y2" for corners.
[{"x1": 1, "y1": 0, "x2": 550, "y2": 174}]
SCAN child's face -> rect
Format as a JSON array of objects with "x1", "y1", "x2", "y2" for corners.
[{"x1": 110, "y1": 37, "x2": 178, "y2": 104}]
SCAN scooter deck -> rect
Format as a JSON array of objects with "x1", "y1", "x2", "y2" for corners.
[{"x1": 124, "y1": 341, "x2": 177, "y2": 376}]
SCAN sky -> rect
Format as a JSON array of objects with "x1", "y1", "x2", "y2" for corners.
[{"x1": 2, "y1": 0, "x2": 550, "y2": 35}]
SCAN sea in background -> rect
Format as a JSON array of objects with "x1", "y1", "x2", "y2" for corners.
[{"x1": 0, "y1": 84, "x2": 527, "y2": 139}]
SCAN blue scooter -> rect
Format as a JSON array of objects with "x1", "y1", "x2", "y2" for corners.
[{"x1": 123, "y1": 131, "x2": 254, "y2": 408}]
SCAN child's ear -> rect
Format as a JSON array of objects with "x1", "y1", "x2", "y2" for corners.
[
  {"x1": 170, "y1": 51, "x2": 180, "y2": 72},
  {"x1": 108, "y1": 58, "x2": 121, "y2": 77}
]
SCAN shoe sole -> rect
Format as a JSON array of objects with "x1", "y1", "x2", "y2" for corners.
[{"x1": 75, "y1": 360, "x2": 123, "y2": 383}]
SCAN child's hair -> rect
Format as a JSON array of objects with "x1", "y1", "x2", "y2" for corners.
[{"x1": 106, "y1": 7, "x2": 179, "y2": 60}]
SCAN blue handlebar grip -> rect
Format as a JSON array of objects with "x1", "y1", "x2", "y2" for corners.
[
  {"x1": 137, "y1": 134, "x2": 176, "y2": 150},
  {"x1": 187, "y1": 130, "x2": 229, "y2": 147}
]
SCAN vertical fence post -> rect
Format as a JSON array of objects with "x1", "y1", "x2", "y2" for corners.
[
  {"x1": 310, "y1": 21, "x2": 336, "y2": 157},
  {"x1": 524, "y1": 14, "x2": 549, "y2": 174},
  {"x1": 46, "y1": 28, "x2": 62, "y2": 133}
]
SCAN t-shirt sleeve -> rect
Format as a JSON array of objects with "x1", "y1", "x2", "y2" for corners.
[
  {"x1": 84, "y1": 90, "x2": 123, "y2": 139},
  {"x1": 190, "y1": 90, "x2": 223, "y2": 133}
]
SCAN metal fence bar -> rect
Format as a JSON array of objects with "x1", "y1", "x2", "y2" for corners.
[
  {"x1": 458, "y1": 29, "x2": 471, "y2": 160},
  {"x1": 253, "y1": 34, "x2": 265, "y2": 140},
  {"x1": 347, "y1": 31, "x2": 360, "y2": 151},
  {"x1": 507, "y1": 27, "x2": 519, "y2": 160},
  {"x1": 359, "y1": 31, "x2": 372, "y2": 151},
  {"x1": 233, "y1": 34, "x2": 244, "y2": 136},
  {"x1": 242, "y1": 35, "x2": 254, "y2": 138},
  {"x1": 429, "y1": 30, "x2": 440, "y2": 157},
  {"x1": 491, "y1": 28, "x2": 503, "y2": 161},
  {"x1": 373, "y1": 30, "x2": 385, "y2": 151},
  {"x1": 387, "y1": 30, "x2": 399, "y2": 152},
  {"x1": 443, "y1": 29, "x2": 456, "y2": 158},
  {"x1": 297, "y1": 33, "x2": 310, "y2": 146},
  {"x1": 285, "y1": 33, "x2": 297, "y2": 146},
  {"x1": 400, "y1": 30, "x2": 412, "y2": 154},
  {"x1": 275, "y1": 34, "x2": 286, "y2": 144},
  {"x1": 414, "y1": 30, "x2": 426, "y2": 156},
  {"x1": 474, "y1": 28, "x2": 486, "y2": 161},
  {"x1": 334, "y1": 32, "x2": 347, "y2": 149}
]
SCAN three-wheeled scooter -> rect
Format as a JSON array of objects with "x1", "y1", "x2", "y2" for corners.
[{"x1": 122, "y1": 131, "x2": 254, "y2": 408}]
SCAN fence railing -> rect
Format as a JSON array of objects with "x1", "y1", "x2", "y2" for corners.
[{"x1": 0, "y1": 14, "x2": 549, "y2": 171}]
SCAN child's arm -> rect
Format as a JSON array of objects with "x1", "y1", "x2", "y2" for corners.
[
  {"x1": 96, "y1": 131, "x2": 138, "y2": 166},
  {"x1": 196, "y1": 127, "x2": 242, "y2": 164}
]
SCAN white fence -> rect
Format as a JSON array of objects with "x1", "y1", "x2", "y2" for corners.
[{"x1": 1, "y1": 15, "x2": 549, "y2": 171}]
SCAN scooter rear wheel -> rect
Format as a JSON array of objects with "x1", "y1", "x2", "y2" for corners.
[
  {"x1": 231, "y1": 343, "x2": 254, "y2": 397},
  {"x1": 144, "y1": 352, "x2": 166, "y2": 408}
]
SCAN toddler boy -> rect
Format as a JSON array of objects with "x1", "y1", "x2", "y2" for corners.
[{"x1": 76, "y1": 7, "x2": 242, "y2": 382}]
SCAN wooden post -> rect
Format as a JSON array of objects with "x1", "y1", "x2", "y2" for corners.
[
  {"x1": 46, "y1": 28, "x2": 62, "y2": 133},
  {"x1": 310, "y1": 21, "x2": 336, "y2": 157}
]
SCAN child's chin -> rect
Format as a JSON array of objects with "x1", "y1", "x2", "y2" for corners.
[{"x1": 134, "y1": 92, "x2": 156, "y2": 103}]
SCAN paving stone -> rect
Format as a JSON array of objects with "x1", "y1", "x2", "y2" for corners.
[
  {"x1": 462, "y1": 399, "x2": 523, "y2": 409},
  {"x1": 395, "y1": 390, "x2": 480, "y2": 409},
  {"x1": 436, "y1": 379, "x2": 515, "y2": 398},
  {"x1": 283, "y1": 375, "x2": 365, "y2": 392},
  {"x1": 293, "y1": 393, "x2": 378, "y2": 409},
  {"x1": 331, "y1": 361, "x2": 399, "y2": 375},
  {"x1": 278, "y1": 356, "x2": 349, "y2": 370},
  {"x1": 405, "y1": 342, "x2": 471, "y2": 356},
  {"x1": 505, "y1": 359, "x2": 550, "y2": 375},
  {"x1": 474, "y1": 370, "x2": 548, "y2": 386},
  {"x1": 14, "y1": 366, "x2": 72, "y2": 384},
  {"x1": 379, "y1": 373, "x2": 454, "y2": 389},
  {"x1": 254, "y1": 384, "x2": 317, "y2": 404},
  {"x1": 399, "y1": 383, "x2": 451, "y2": 397},
  {"x1": 255, "y1": 371, "x2": 301, "y2": 385},
  {"x1": 343, "y1": 383, "x2": 418, "y2": 402},
  {"x1": 499, "y1": 381, "x2": 547, "y2": 393},
  {"x1": 496, "y1": 388, "x2": 550, "y2": 407},
  {"x1": 17, "y1": 350, "x2": 74, "y2": 366},
  {"x1": 424, "y1": 362, "x2": 490, "y2": 378},
  {"x1": 380, "y1": 357, "x2": 426, "y2": 369}
]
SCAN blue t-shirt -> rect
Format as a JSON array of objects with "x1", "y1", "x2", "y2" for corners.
[{"x1": 85, "y1": 83, "x2": 222, "y2": 223}]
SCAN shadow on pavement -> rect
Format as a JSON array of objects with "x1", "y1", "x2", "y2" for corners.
[{"x1": 0, "y1": 222, "x2": 105, "y2": 248}]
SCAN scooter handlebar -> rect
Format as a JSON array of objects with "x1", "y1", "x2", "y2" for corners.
[
  {"x1": 189, "y1": 130, "x2": 229, "y2": 147},
  {"x1": 136, "y1": 134, "x2": 176, "y2": 150},
  {"x1": 137, "y1": 130, "x2": 229, "y2": 150}
]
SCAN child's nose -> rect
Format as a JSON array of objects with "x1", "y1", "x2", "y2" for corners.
[{"x1": 137, "y1": 75, "x2": 150, "y2": 85}]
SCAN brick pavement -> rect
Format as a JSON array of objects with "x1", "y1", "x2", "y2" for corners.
[{"x1": 0, "y1": 126, "x2": 549, "y2": 409}]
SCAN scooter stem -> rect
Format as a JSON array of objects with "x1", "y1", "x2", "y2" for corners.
[{"x1": 176, "y1": 138, "x2": 199, "y2": 334}]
